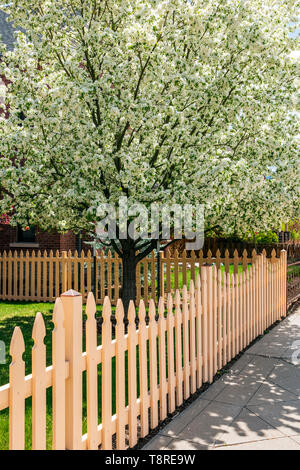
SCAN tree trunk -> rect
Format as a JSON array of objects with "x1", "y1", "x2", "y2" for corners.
[{"x1": 121, "y1": 248, "x2": 137, "y2": 316}]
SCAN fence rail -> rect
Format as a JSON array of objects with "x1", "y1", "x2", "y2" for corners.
[
  {"x1": 0, "y1": 247, "x2": 267, "y2": 305},
  {"x1": 0, "y1": 251, "x2": 287, "y2": 450}
]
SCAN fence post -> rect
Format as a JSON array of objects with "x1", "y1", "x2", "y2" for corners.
[{"x1": 61, "y1": 289, "x2": 83, "y2": 450}]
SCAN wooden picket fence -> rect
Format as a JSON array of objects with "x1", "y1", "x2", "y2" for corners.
[
  {"x1": 0, "y1": 247, "x2": 257, "y2": 305},
  {"x1": 0, "y1": 251, "x2": 287, "y2": 450}
]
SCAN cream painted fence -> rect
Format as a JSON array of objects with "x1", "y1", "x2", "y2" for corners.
[
  {"x1": 0, "y1": 247, "x2": 257, "y2": 305},
  {"x1": 0, "y1": 251, "x2": 287, "y2": 450}
]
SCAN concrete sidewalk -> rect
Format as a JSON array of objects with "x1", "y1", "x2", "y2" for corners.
[{"x1": 143, "y1": 306, "x2": 300, "y2": 450}]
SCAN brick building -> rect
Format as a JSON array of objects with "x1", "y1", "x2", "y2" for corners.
[{"x1": 0, "y1": 11, "x2": 85, "y2": 254}]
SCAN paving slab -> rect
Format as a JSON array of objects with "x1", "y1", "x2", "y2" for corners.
[
  {"x1": 142, "y1": 306, "x2": 300, "y2": 451},
  {"x1": 172, "y1": 401, "x2": 242, "y2": 447},
  {"x1": 247, "y1": 380, "x2": 299, "y2": 406},
  {"x1": 155, "y1": 398, "x2": 211, "y2": 438},
  {"x1": 247, "y1": 400, "x2": 300, "y2": 437},
  {"x1": 215, "y1": 408, "x2": 283, "y2": 446},
  {"x1": 214, "y1": 436, "x2": 300, "y2": 450}
]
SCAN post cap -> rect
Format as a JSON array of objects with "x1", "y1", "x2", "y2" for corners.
[{"x1": 61, "y1": 289, "x2": 82, "y2": 297}]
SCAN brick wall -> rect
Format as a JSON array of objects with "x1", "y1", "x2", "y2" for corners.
[{"x1": 0, "y1": 225, "x2": 77, "y2": 254}]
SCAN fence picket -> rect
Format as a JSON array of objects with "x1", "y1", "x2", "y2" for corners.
[
  {"x1": 158, "y1": 298, "x2": 167, "y2": 420},
  {"x1": 195, "y1": 275, "x2": 203, "y2": 388},
  {"x1": 9, "y1": 327, "x2": 25, "y2": 450},
  {"x1": 166, "y1": 294, "x2": 175, "y2": 413},
  {"x1": 138, "y1": 300, "x2": 149, "y2": 439},
  {"x1": 149, "y1": 299, "x2": 158, "y2": 429},
  {"x1": 101, "y1": 297, "x2": 112, "y2": 450},
  {"x1": 201, "y1": 266, "x2": 209, "y2": 383},
  {"x1": 174, "y1": 290, "x2": 183, "y2": 406},
  {"x1": 222, "y1": 271, "x2": 227, "y2": 366},
  {"x1": 32, "y1": 312, "x2": 47, "y2": 450},
  {"x1": 52, "y1": 298, "x2": 66, "y2": 450},
  {"x1": 182, "y1": 285, "x2": 190, "y2": 400},
  {"x1": 189, "y1": 280, "x2": 196, "y2": 394},
  {"x1": 116, "y1": 299, "x2": 126, "y2": 449},
  {"x1": 128, "y1": 301, "x2": 138, "y2": 446},
  {"x1": 86, "y1": 293, "x2": 98, "y2": 450}
]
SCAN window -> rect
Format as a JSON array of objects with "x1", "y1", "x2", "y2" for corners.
[{"x1": 17, "y1": 225, "x2": 36, "y2": 243}]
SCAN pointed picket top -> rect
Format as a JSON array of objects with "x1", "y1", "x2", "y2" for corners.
[
  {"x1": 8, "y1": 250, "x2": 12, "y2": 257},
  {"x1": 55, "y1": 250, "x2": 59, "y2": 258},
  {"x1": 20, "y1": 250, "x2": 24, "y2": 258},
  {"x1": 207, "y1": 249, "x2": 212, "y2": 261},
  {"x1": 182, "y1": 249, "x2": 187, "y2": 259},
  {"x1": 25, "y1": 250, "x2": 30, "y2": 258},
  {"x1": 114, "y1": 251, "x2": 119, "y2": 260},
  {"x1": 158, "y1": 297, "x2": 164, "y2": 319},
  {"x1": 271, "y1": 248, "x2": 276, "y2": 259},
  {"x1": 262, "y1": 248, "x2": 267, "y2": 257},
  {"x1": 165, "y1": 248, "x2": 170, "y2": 259},
  {"x1": 191, "y1": 250, "x2": 196, "y2": 260},
  {"x1": 32, "y1": 312, "x2": 46, "y2": 346},
  {"x1": 43, "y1": 250, "x2": 48, "y2": 258},
  {"x1": 116, "y1": 299, "x2": 125, "y2": 324},
  {"x1": 87, "y1": 250, "x2": 92, "y2": 258},
  {"x1": 216, "y1": 249, "x2": 221, "y2": 258},
  {"x1": 243, "y1": 249, "x2": 248, "y2": 258},
  {"x1": 128, "y1": 300, "x2": 136, "y2": 325},
  {"x1": 175, "y1": 289, "x2": 181, "y2": 310},
  {"x1": 10, "y1": 327, "x2": 25, "y2": 360},
  {"x1": 167, "y1": 293, "x2": 173, "y2": 313},
  {"x1": 49, "y1": 249, "x2": 53, "y2": 258},
  {"x1": 182, "y1": 284, "x2": 188, "y2": 300},
  {"x1": 52, "y1": 297, "x2": 64, "y2": 329},
  {"x1": 102, "y1": 296, "x2": 112, "y2": 324},
  {"x1": 74, "y1": 250, "x2": 78, "y2": 258},
  {"x1": 138, "y1": 299, "x2": 146, "y2": 325},
  {"x1": 148, "y1": 298, "x2": 156, "y2": 323},
  {"x1": 86, "y1": 292, "x2": 96, "y2": 320},
  {"x1": 174, "y1": 249, "x2": 179, "y2": 259},
  {"x1": 252, "y1": 248, "x2": 257, "y2": 258}
]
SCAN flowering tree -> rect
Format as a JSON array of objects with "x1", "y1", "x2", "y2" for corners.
[{"x1": 0, "y1": 0, "x2": 299, "y2": 308}]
